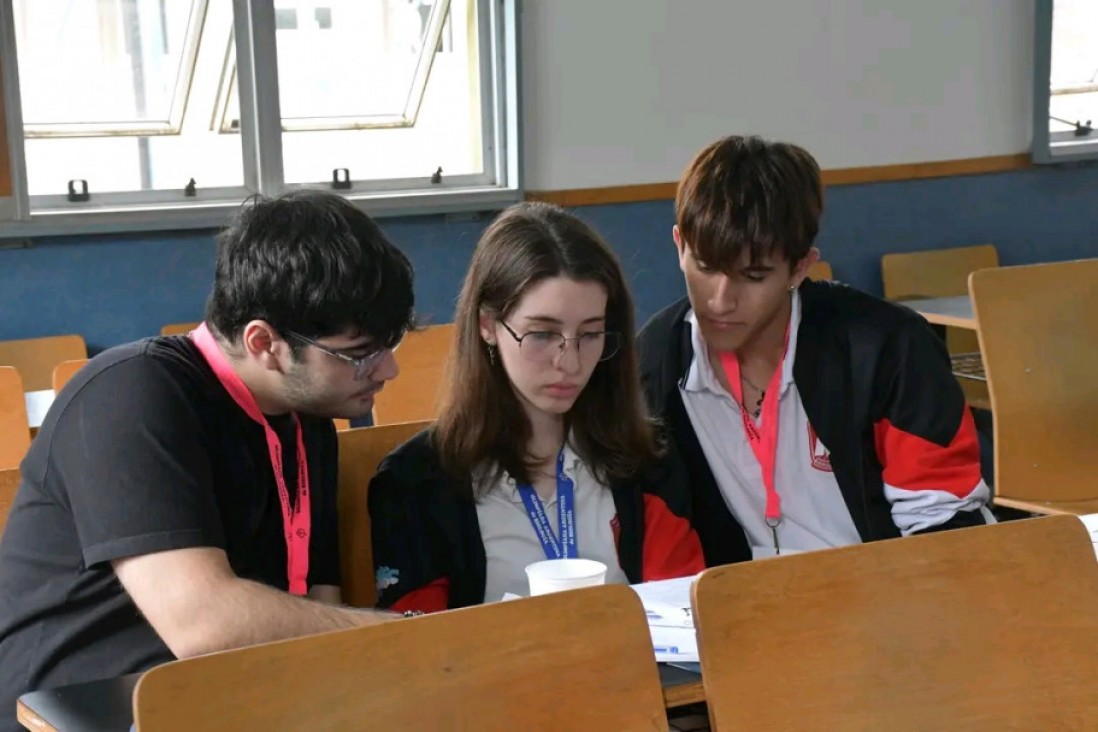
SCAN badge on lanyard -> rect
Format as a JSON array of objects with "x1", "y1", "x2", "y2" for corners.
[
  {"x1": 516, "y1": 450, "x2": 578, "y2": 560},
  {"x1": 718, "y1": 327, "x2": 790, "y2": 555},
  {"x1": 191, "y1": 323, "x2": 312, "y2": 595}
]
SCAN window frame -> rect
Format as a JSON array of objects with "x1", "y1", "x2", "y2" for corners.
[
  {"x1": 0, "y1": 0, "x2": 523, "y2": 239},
  {"x1": 1032, "y1": 0, "x2": 1098, "y2": 164}
]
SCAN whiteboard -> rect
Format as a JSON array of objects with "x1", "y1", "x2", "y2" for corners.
[{"x1": 521, "y1": 0, "x2": 1034, "y2": 190}]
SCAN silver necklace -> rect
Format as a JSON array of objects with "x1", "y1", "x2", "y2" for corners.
[
  {"x1": 741, "y1": 373, "x2": 767, "y2": 395},
  {"x1": 740, "y1": 373, "x2": 766, "y2": 418}
]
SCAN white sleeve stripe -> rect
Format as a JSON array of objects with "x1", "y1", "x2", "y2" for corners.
[{"x1": 883, "y1": 480, "x2": 992, "y2": 536}]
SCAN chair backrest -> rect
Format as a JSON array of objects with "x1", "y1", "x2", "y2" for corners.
[
  {"x1": 0, "y1": 468, "x2": 21, "y2": 537},
  {"x1": 0, "y1": 334, "x2": 87, "y2": 392},
  {"x1": 337, "y1": 420, "x2": 433, "y2": 607},
  {"x1": 159, "y1": 322, "x2": 200, "y2": 336},
  {"x1": 881, "y1": 244, "x2": 999, "y2": 355},
  {"x1": 970, "y1": 259, "x2": 1098, "y2": 505},
  {"x1": 0, "y1": 367, "x2": 30, "y2": 471},
  {"x1": 51, "y1": 358, "x2": 88, "y2": 393},
  {"x1": 371, "y1": 323, "x2": 454, "y2": 425},
  {"x1": 692, "y1": 516, "x2": 1098, "y2": 730},
  {"x1": 881, "y1": 244, "x2": 999, "y2": 301},
  {"x1": 807, "y1": 259, "x2": 833, "y2": 281},
  {"x1": 133, "y1": 584, "x2": 668, "y2": 731}
]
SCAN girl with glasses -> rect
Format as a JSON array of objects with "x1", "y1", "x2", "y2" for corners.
[{"x1": 368, "y1": 201, "x2": 704, "y2": 613}]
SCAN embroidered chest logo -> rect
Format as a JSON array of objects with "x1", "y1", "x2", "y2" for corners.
[
  {"x1": 376, "y1": 566, "x2": 400, "y2": 592},
  {"x1": 807, "y1": 423, "x2": 833, "y2": 472}
]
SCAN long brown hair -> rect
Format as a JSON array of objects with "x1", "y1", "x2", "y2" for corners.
[{"x1": 434, "y1": 201, "x2": 660, "y2": 495}]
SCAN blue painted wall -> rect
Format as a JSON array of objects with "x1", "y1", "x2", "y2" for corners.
[{"x1": 2, "y1": 163, "x2": 1097, "y2": 354}]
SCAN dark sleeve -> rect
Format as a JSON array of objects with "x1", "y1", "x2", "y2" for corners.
[
  {"x1": 367, "y1": 449, "x2": 451, "y2": 611},
  {"x1": 50, "y1": 354, "x2": 225, "y2": 569},
  {"x1": 871, "y1": 316, "x2": 991, "y2": 535},
  {"x1": 636, "y1": 452, "x2": 705, "y2": 581},
  {"x1": 655, "y1": 396, "x2": 753, "y2": 568},
  {"x1": 640, "y1": 494, "x2": 705, "y2": 582},
  {"x1": 307, "y1": 419, "x2": 341, "y2": 588}
]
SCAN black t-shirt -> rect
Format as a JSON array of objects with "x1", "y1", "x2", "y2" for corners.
[{"x1": 0, "y1": 337, "x2": 339, "y2": 729}]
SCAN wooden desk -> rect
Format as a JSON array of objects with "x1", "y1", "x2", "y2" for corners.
[
  {"x1": 659, "y1": 663, "x2": 704, "y2": 707},
  {"x1": 17, "y1": 664, "x2": 704, "y2": 730},
  {"x1": 904, "y1": 295, "x2": 976, "y2": 330},
  {"x1": 20, "y1": 514, "x2": 1098, "y2": 730},
  {"x1": 17, "y1": 673, "x2": 138, "y2": 732}
]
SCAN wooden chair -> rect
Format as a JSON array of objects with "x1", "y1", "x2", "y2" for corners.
[
  {"x1": 807, "y1": 259, "x2": 833, "y2": 281},
  {"x1": 0, "y1": 468, "x2": 20, "y2": 539},
  {"x1": 51, "y1": 358, "x2": 88, "y2": 393},
  {"x1": 0, "y1": 334, "x2": 87, "y2": 392},
  {"x1": 0, "y1": 367, "x2": 30, "y2": 471},
  {"x1": 371, "y1": 323, "x2": 454, "y2": 425},
  {"x1": 133, "y1": 584, "x2": 668, "y2": 731},
  {"x1": 881, "y1": 243, "x2": 1000, "y2": 302},
  {"x1": 881, "y1": 244, "x2": 999, "y2": 409},
  {"x1": 692, "y1": 515, "x2": 1098, "y2": 731},
  {"x1": 337, "y1": 420, "x2": 433, "y2": 607},
  {"x1": 970, "y1": 259, "x2": 1098, "y2": 514},
  {"x1": 159, "y1": 322, "x2": 200, "y2": 336}
]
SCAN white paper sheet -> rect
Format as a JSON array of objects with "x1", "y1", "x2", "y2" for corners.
[
  {"x1": 24, "y1": 389, "x2": 54, "y2": 429},
  {"x1": 1078, "y1": 513, "x2": 1098, "y2": 560},
  {"x1": 649, "y1": 623, "x2": 699, "y2": 663},
  {"x1": 629, "y1": 574, "x2": 699, "y2": 629}
]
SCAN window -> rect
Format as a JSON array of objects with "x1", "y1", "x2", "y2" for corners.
[
  {"x1": 0, "y1": 0, "x2": 521, "y2": 237},
  {"x1": 1033, "y1": 0, "x2": 1098, "y2": 162},
  {"x1": 15, "y1": 1, "x2": 246, "y2": 200}
]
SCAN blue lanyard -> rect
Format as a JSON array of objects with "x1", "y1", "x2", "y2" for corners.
[{"x1": 516, "y1": 450, "x2": 577, "y2": 560}]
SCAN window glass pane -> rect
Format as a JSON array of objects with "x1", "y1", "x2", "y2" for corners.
[
  {"x1": 14, "y1": 0, "x2": 245, "y2": 197},
  {"x1": 16, "y1": 0, "x2": 194, "y2": 129},
  {"x1": 277, "y1": 0, "x2": 429, "y2": 120},
  {"x1": 1049, "y1": 0, "x2": 1098, "y2": 135},
  {"x1": 269, "y1": 0, "x2": 485, "y2": 184}
]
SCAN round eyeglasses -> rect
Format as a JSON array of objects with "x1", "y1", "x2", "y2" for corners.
[
  {"x1": 285, "y1": 331, "x2": 393, "y2": 380},
  {"x1": 499, "y1": 321, "x2": 622, "y2": 363}
]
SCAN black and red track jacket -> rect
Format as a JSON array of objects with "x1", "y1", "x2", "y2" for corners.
[
  {"x1": 637, "y1": 279, "x2": 991, "y2": 568},
  {"x1": 368, "y1": 428, "x2": 705, "y2": 612}
]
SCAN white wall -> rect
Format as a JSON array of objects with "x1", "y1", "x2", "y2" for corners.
[{"x1": 521, "y1": 0, "x2": 1034, "y2": 191}]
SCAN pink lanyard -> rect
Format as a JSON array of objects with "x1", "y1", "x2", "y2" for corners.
[
  {"x1": 191, "y1": 323, "x2": 311, "y2": 595},
  {"x1": 718, "y1": 330, "x2": 789, "y2": 553}
]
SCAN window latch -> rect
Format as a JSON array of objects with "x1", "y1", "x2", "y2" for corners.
[
  {"x1": 184, "y1": 178, "x2": 197, "y2": 197},
  {"x1": 1049, "y1": 115, "x2": 1094, "y2": 138},
  {"x1": 431, "y1": 166, "x2": 443, "y2": 184},
  {"x1": 331, "y1": 168, "x2": 352, "y2": 190},
  {"x1": 67, "y1": 179, "x2": 90, "y2": 202}
]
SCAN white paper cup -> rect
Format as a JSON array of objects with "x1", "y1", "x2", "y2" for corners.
[{"x1": 525, "y1": 558, "x2": 608, "y2": 596}]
